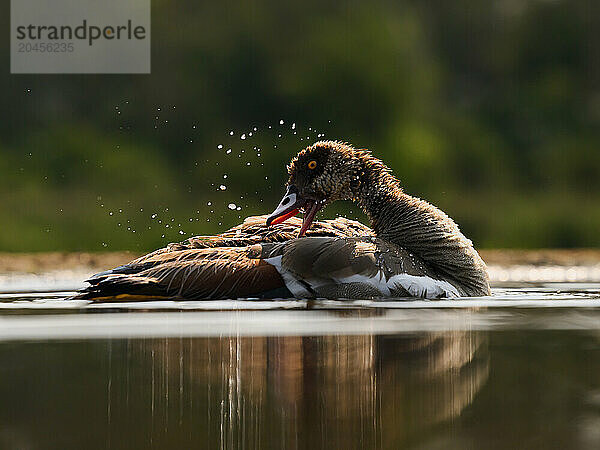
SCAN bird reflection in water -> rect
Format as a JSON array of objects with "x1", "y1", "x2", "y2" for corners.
[{"x1": 105, "y1": 314, "x2": 489, "y2": 449}]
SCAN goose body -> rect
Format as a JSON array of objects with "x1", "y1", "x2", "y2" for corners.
[{"x1": 78, "y1": 142, "x2": 490, "y2": 301}]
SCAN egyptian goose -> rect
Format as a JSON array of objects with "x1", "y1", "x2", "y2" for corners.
[{"x1": 77, "y1": 141, "x2": 490, "y2": 301}]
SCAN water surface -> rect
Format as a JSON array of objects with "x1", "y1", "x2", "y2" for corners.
[{"x1": 0, "y1": 269, "x2": 599, "y2": 449}]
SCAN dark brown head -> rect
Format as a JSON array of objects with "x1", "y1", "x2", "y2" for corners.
[{"x1": 266, "y1": 141, "x2": 365, "y2": 236}]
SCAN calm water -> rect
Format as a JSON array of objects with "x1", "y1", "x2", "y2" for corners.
[{"x1": 0, "y1": 270, "x2": 600, "y2": 449}]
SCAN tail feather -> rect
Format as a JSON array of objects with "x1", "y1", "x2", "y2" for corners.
[{"x1": 75, "y1": 274, "x2": 169, "y2": 301}]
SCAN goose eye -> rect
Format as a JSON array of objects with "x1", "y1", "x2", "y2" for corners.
[{"x1": 308, "y1": 160, "x2": 317, "y2": 170}]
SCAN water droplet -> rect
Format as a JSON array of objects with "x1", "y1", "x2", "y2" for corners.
[
  {"x1": 151, "y1": 213, "x2": 157, "y2": 219},
  {"x1": 241, "y1": 133, "x2": 246, "y2": 140},
  {"x1": 229, "y1": 131, "x2": 234, "y2": 136},
  {"x1": 223, "y1": 174, "x2": 228, "y2": 179},
  {"x1": 217, "y1": 144, "x2": 223, "y2": 149},
  {"x1": 228, "y1": 203, "x2": 237, "y2": 210},
  {"x1": 219, "y1": 185, "x2": 227, "y2": 190},
  {"x1": 292, "y1": 123, "x2": 296, "y2": 130},
  {"x1": 279, "y1": 119, "x2": 284, "y2": 125},
  {"x1": 226, "y1": 149, "x2": 232, "y2": 154},
  {"x1": 207, "y1": 201, "x2": 212, "y2": 206}
]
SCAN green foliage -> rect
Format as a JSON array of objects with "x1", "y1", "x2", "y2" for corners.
[{"x1": 0, "y1": 0, "x2": 598, "y2": 250}]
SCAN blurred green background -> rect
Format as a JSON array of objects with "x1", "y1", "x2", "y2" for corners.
[{"x1": 1, "y1": 0, "x2": 599, "y2": 252}]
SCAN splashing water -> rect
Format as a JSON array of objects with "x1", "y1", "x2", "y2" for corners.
[{"x1": 98, "y1": 107, "x2": 331, "y2": 246}]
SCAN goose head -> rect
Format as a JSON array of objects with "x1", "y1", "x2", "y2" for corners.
[{"x1": 266, "y1": 141, "x2": 362, "y2": 236}]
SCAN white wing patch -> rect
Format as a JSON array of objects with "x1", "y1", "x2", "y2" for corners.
[
  {"x1": 334, "y1": 272, "x2": 459, "y2": 298},
  {"x1": 264, "y1": 255, "x2": 460, "y2": 299},
  {"x1": 387, "y1": 273, "x2": 460, "y2": 298}
]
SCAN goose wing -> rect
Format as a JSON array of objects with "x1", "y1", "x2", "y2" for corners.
[
  {"x1": 77, "y1": 245, "x2": 289, "y2": 301},
  {"x1": 262, "y1": 237, "x2": 461, "y2": 299}
]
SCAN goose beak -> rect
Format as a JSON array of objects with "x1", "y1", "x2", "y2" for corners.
[
  {"x1": 266, "y1": 185, "x2": 305, "y2": 227},
  {"x1": 266, "y1": 185, "x2": 323, "y2": 237}
]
